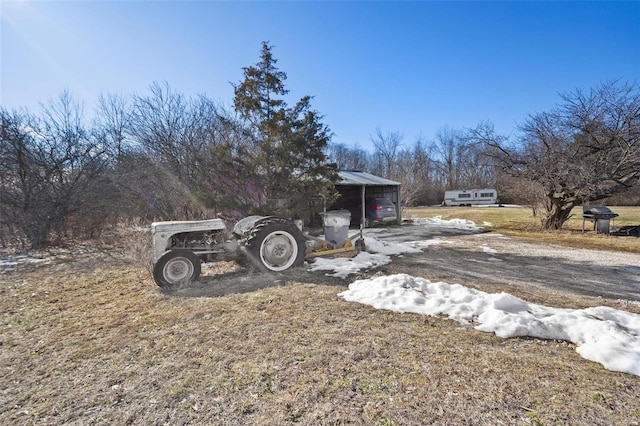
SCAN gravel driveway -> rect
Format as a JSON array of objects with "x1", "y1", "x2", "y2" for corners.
[{"x1": 368, "y1": 223, "x2": 640, "y2": 303}]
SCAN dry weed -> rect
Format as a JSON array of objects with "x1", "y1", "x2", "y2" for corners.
[{"x1": 115, "y1": 224, "x2": 154, "y2": 274}]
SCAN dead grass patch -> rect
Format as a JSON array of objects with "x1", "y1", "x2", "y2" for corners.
[{"x1": 1, "y1": 251, "x2": 639, "y2": 425}]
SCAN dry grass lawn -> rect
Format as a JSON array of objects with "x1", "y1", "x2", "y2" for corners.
[
  {"x1": 404, "y1": 205, "x2": 640, "y2": 254},
  {"x1": 1, "y1": 211, "x2": 640, "y2": 425}
]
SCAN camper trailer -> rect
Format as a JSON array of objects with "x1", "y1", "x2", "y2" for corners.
[{"x1": 443, "y1": 189, "x2": 497, "y2": 206}]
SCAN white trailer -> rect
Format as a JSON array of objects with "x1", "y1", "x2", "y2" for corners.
[{"x1": 443, "y1": 189, "x2": 498, "y2": 206}]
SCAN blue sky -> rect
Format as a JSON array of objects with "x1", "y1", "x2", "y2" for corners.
[{"x1": 1, "y1": 1, "x2": 638, "y2": 151}]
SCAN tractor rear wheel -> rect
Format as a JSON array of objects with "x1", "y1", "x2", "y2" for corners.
[
  {"x1": 246, "y1": 221, "x2": 306, "y2": 272},
  {"x1": 153, "y1": 249, "x2": 201, "y2": 287}
]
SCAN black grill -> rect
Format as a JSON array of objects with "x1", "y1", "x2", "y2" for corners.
[
  {"x1": 582, "y1": 205, "x2": 619, "y2": 220},
  {"x1": 582, "y1": 205, "x2": 618, "y2": 234}
]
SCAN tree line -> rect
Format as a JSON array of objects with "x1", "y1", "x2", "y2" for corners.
[
  {"x1": 328, "y1": 126, "x2": 502, "y2": 207},
  {"x1": 1, "y1": 41, "x2": 638, "y2": 248}
]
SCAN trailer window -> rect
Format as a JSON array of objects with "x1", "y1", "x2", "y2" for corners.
[
  {"x1": 458, "y1": 193, "x2": 471, "y2": 198},
  {"x1": 480, "y1": 192, "x2": 494, "y2": 197}
]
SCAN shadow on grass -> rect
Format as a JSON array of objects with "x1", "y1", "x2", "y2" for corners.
[{"x1": 160, "y1": 265, "x2": 350, "y2": 298}]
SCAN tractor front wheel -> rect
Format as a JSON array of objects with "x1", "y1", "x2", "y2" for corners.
[
  {"x1": 246, "y1": 221, "x2": 306, "y2": 272},
  {"x1": 153, "y1": 249, "x2": 201, "y2": 287}
]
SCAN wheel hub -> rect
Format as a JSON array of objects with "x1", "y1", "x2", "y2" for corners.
[
  {"x1": 164, "y1": 258, "x2": 193, "y2": 282},
  {"x1": 262, "y1": 234, "x2": 295, "y2": 268}
]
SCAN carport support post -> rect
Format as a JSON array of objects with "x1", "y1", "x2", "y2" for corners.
[{"x1": 361, "y1": 185, "x2": 366, "y2": 229}]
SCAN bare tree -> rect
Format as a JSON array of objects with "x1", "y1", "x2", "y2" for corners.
[
  {"x1": 95, "y1": 93, "x2": 133, "y2": 162},
  {"x1": 395, "y1": 148, "x2": 423, "y2": 207},
  {"x1": 328, "y1": 143, "x2": 371, "y2": 171},
  {"x1": 0, "y1": 92, "x2": 109, "y2": 247},
  {"x1": 370, "y1": 128, "x2": 403, "y2": 179},
  {"x1": 130, "y1": 82, "x2": 194, "y2": 176},
  {"x1": 434, "y1": 126, "x2": 470, "y2": 189},
  {"x1": 474, "y1": 81, "x2": 640, "y2": 229},
  {"x1": 395, "y1": 138, "x2": 441, "y2": 206},
  {"x1": 127, "y1": 82, "x2": 215, "y2": 218},
  {"x1": 458, "y1": 139, "x2": 500, "y2": 189}
]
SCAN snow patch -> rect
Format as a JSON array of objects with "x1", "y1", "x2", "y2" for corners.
[
  {"x1": 414, "y1": 216, "x2": 482, "y2": 231},
  {"x1": 339, "y1": 274, "x2": 640, "y2": 376}
]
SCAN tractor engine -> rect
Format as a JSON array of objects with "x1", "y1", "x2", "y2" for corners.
[{"x1": 169, "y1": 229, "x2": 237, "y2": 262}]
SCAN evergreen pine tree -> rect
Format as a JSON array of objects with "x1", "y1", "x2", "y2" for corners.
[{"x1": 233, "y1": 42, "x2": 338, "y2": 219}]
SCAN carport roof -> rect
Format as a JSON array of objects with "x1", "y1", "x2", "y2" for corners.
[{"x1": 338, "y1": 170, "x2": 400, "y2": 186}]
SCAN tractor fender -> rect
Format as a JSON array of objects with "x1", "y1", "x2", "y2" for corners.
[
  {"x1": 233, "y1": 216, "x2": 303, "y2": 239},
  {"x1": 232, "y1": 215, "x2": 268, "y2": 237}
]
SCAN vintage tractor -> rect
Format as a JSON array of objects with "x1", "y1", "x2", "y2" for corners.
[{"x1": 151, "y1": 211, "x2": 362, "y2": 287}]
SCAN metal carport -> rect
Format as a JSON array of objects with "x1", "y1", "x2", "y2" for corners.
[{"x1": 336, "y1": 170, "x2": 401, "y2": 226}]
